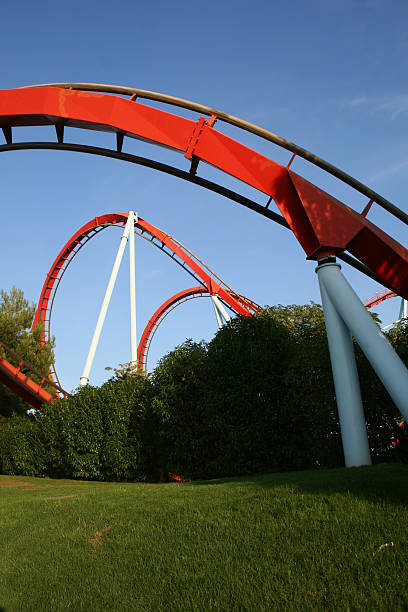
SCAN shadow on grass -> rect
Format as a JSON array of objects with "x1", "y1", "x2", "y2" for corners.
[{"x1": 190, "y1": 463, "x2": 408, "y2": 507}]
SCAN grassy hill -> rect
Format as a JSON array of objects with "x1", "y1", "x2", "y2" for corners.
[{"x1": 1, "y1": 464, "x2": 407, "y2": 611}]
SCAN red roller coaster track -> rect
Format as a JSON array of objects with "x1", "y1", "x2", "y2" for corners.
[
  {"x1": 138, "y1": 285, "x2": 261, "y2": 370},
  {"x1": 364, "y1": 290, "x2": 396, "y2": 310},
  {"x1": 0, "y1": 83, "x2": 407, "y2": 298},
  {"x1": 0, "y1": 82, "x2": 408, "y2": 403},
  {"x1": 32, "y1": 213, "x2": 260, "y2": 383},
  {"x1": 0, "y1": 340, "x2": 68, "y2": 409}
]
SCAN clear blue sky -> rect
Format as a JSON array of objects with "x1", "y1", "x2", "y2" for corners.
[{"x1": 1, "y1": 0, "x2": 408, "y2": 390}]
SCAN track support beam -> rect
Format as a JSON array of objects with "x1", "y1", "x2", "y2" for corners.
[
  {"x1": 211, "y1": 295, "x2": 223, "y2": 329},
  {"x1": 213, "y1": 295, "x2": 231, "y2": 324},
  {"x1": 317, "y1": 259, "x2": 408, "y2": 466},
  {"x1": 2, "y1": 126, "x2": 12, "y2": 144},
  {"x1": 399, "y1": 299, "x2": 408, "y2": 324},
  {"x1": 129, "y1": 211, "x2": 137, "y2": 364},
  {"x1": 80, "y1": 213, "x2": 134, "y2": 386},
  {"x1": 316, "y1": 261, "x2": 371, "y2": 467}
]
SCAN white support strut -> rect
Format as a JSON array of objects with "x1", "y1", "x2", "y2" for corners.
[
  {"x1": 399, "y1": 298, "x2": 408, "y2": 324},
  {"x1": 80, "y1": 213, "x2": 134, "y2": 386},
  {"x1": 129, "y1": 211, "x2": 137, "y2": 365},
  {"x1": 211, "y1": 295, "x2": 223, "y2": 330},
  {"x1": 212, "y1": 294, "x2": 231, "y2": 324}
]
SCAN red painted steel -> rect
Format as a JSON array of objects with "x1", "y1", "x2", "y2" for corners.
[
  {"x1": 34, "y1": 213, "x2": 257, "y2": 380},
  {"x1": 0, "y1": 85, "x2": 407, "y2": 299},
  {"x1": 0, "y1": 341, "x2": 68, "y2": 408},
  {"x1": 0, "y1": 355, "x2": 53, "y2": 408},
  {"x1": 137, "y1": 286, "x2": 260, "y2": 371},
  {"x1": 364, "y1": 289, "x2": 397, "y2": 309}
]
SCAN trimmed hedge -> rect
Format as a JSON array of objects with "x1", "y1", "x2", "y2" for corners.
[
  {"x1": 1, "y1": 305, "x2": 407, "y2": 481},
  {"x1": 0, "y1": 375, "x2": 154, "y2": 480}
]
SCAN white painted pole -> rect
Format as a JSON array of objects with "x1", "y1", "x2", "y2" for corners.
[
  {"x1": 80, "y1": 214, "x2": 134, "y2": 386},
  {"x1": 212, "y1": 295, "x2": 231, "y2": 324},
  {"x1": 318, "y1": 261, "x2": 408, "y2": 422},
  {"x1": 316, "y1": 262, "x2": 371, "y2": 467},
  {"x1": 129, "y1": 211, "x2": 137, "y2": 364},
  {"x1": 399, "y1": 298, "x2": 404, "y2": 322},
  {"x1": 211, "y1": 295, "x2": 223, "y2": 330}
]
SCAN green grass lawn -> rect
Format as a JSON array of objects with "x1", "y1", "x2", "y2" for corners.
[{"x1": 1, "y1": 464, "x2": 407, "y2": 611}]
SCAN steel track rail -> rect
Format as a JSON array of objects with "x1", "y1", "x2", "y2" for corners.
[
  {"x1": 0, "y1": 141, "x2": 393, "y2": 291},
  {"x1": 23, "y1": 82, "x2": 408, "y2": 226}
]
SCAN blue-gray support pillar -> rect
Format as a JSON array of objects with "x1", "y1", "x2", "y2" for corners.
[
  {"x1": 316, "y1": 261, "x2": 371, "y2": 467},
  {"x1": 317, "y1": 260, "x2": 408, "y2": 423},
  {"x1": 399, "y1": 298, "x2": 408, "y2": 324}
]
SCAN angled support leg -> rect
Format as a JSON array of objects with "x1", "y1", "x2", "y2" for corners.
[
  {"x1": 80, "y1": 213, "x2": 134, "y2": 386},
  {"x1": 211, "y1": 295, "x2": 223, "y2": 330},
  {"x1": 316, "y1": 260, "x2": 371, "y2": 467},
  {"x1": 318, "y1": 260, "x2": 408, "y2": 423},
  {"x1": 212, "y1": 294, "x2": 231, "y2": 325}
]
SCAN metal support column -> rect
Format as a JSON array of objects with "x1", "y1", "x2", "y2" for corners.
[
  {"x1": 318, "y1": 260, "x2": 408, "y2": 423},
  {"x1": 128, "y1": 211, "x2": 137, "y2": 365},
  {"x1": 80, "y1": 214, "x2": 134, "y2": 386},
  {"x1": 212, "y1": 294, "x2": 231, "y2": 324},
  {"x1": 211, "y1": 295, "x2": 223, "y2": 330},
  {"x1": 399, "y1": 298, "x2": 408, "y2": 324},
  {"x1": 316, "y1": 261, "x2": 371, "y2": 467}
]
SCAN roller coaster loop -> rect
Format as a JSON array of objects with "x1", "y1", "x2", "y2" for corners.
[{"x1": 32, "y1": 213, "x2": 260, "y2": 385}]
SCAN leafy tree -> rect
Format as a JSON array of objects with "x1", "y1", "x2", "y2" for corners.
[
  {"x1": 373, "y1": 322, "x2": 408, "y2": 461},
  {"x1": 105, "y1": 360, "x2": 147, "y2": 380},
  {"x1": 0, "y1": 286, "x2": 55, "y2": 417}
]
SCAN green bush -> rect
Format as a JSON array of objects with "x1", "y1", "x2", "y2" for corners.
[
  {"x1": 204, "y1": 310, "x2": 293, "y2": 476},
  {"x1": 39, "y1": 375, "x2": 154, "y2": 480},
  {"x1": 151, "y1": 340, "x2": 209, "y2": 479},
  {"x1": 1, "y1": 302, "x2": 407, "y2": 482},
  {"x1": 0, "y1": 414, "x2": 46, "y2": 476}
]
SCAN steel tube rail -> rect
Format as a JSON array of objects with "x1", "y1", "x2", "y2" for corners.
[
  {"x1": 0, "y1": 142, "x2": 290, "y2": 230},
  {"x1": 0, "y1": 141, "x2": 399, "y2": 295},
  {"x1": 0, "y1": 340, "x2": 68, "y2": 396},
  {"x1": 24, "y1": 82, "x2": 408, "y2": 226}
]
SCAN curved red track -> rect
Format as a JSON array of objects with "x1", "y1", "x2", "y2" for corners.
[
  {"x1": 364, "y1": 290, "x2": 397, "y2": 309},
  {"x1": 33, "y1": 213, "x2": 259, "y2": 380},
  {"x1": 0, "y1": 341, "x2": 68, "y2": 409},
  {"x1": 1, "y1": 84, "x2": 408, "y2": 299},
  {"x1": 138, "y1": 286, "x2": 261, "y2": 370}
]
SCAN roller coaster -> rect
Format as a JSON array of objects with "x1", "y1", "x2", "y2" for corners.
[
  {"x1": 33, "y1": 212, "x2": 260, "y2": 387},
  {"x1": 0, "y1": 83, "x2": 407, "y2": 467},
  {"x1": 0, "y1": 210, "x2": 259, "y2": 405}
]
